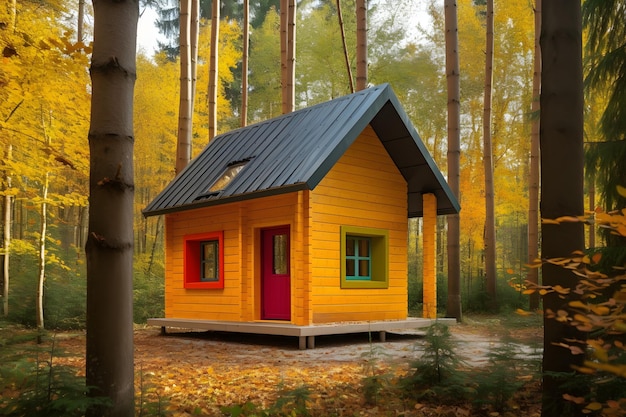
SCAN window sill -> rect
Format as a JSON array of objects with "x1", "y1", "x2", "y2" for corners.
[
  {"x1": 341, "y1": 280, "x2": 388, "y2": 289},
  {"x1": 184, "y1": 281, "x2": 223, "y2": 289}
]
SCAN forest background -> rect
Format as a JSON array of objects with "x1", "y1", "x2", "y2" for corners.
[{"x1": 0, "y1": 0, "x2": 609, "y2": 328}]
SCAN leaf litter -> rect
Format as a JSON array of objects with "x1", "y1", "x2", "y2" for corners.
[{"x1": 53, "y1": 322, "x2": 542, "y2": 416}]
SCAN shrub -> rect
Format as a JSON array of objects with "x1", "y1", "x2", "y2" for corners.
[
  {"x1": 0, "y1": 330, "x2": 110, "y2": 416},
  {"x1": 400, "y1": 322, "x2": 471, "y2": 403}
]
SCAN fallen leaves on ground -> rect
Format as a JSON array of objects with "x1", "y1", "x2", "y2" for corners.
[{"x1": 51, "y1": 323, "x2": 542, "y2": 416}]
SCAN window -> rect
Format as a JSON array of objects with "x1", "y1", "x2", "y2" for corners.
[
  {"x1": 201, "y1": 241, "x2": 219, "y2": 282},
  {"x1": 184, "y1": 231, "x2": 224, "y2": 289},
  {"x1": 345, "y1": 236, "x2": 371, "y2": 279},
  {"x1": 208, "y1": 160, "x2": 248, "y2": 192},
  {"x1": 340, "y1": 226, "x2": 388, "y2": 289}
]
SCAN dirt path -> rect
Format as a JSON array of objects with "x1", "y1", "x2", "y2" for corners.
[{"x1": 53, "y1": 321, "x2": 542, "y2": 416}]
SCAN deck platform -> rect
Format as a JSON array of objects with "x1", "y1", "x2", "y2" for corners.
[{"x1": 147, "y1": 317, "x2": 456, "y2": 349}]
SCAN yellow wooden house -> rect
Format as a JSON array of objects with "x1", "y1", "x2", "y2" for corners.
[{"x1": 144, "y1": 84, "x2": 459, "y2": 348}]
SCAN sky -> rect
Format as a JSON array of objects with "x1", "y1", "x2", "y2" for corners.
[
  {"x1": 137, "y1": 7, "x2": 162, "y2": 54},
  {"x1": 135, "y1": 2, "x2": 432, "y2": 55}
]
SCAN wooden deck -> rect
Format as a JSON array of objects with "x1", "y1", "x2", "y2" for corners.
[{"x1": 147, "y1": 317, "x2": 456, "y2": 349}]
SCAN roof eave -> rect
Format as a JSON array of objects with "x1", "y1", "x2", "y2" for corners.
[{"x1": 143, "y1": 183, "x2": 309, "y2": 217}]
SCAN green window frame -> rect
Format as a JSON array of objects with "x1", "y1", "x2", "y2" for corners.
[{"x1": 340, "y1": 226, "x2": 389, "y2": 289}]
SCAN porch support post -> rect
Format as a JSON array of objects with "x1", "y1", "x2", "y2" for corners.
[{"x1": 422, "y1": 193, "x2": 437, "y2": 319}]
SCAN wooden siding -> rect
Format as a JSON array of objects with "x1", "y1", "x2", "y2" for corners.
[
  {"x1": 309, "y1": 125, "x2": 408, "y2": 323},
  {"x1": 164, "y1": 193, "x2": 306, "y2": 322}
]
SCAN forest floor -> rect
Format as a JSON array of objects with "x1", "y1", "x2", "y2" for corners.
[{"x1": 8, "y1": 314, "x2": 544, "y2": 416}]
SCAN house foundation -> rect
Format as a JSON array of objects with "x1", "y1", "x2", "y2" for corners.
[{"x1": 147, "y1": 317, "x2": 456, "y2": 349}]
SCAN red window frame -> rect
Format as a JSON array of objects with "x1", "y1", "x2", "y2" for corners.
[{"x1": 183, "y1": 231, "x2": 224, "y2": 289}]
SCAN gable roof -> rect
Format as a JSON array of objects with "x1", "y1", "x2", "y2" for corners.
[{"x1": 143, "y1": 84, "x2": 460, "y2": 218}]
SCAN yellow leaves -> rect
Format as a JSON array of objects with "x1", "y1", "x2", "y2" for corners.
[
  {"x1": 552, "y1": 341, "x2": 585, "y2": 355},
  {"x1": 583, "y1": 402, "x2": 603, "y2": 413},
  {"x1": 582, "y1": 361, "x2": 626, "y2": 378},
  {"x1": 515, "y1": 308, "x2": 534, "y2": 316},
  {"x1": 617, "y1": 185, "x2": 626, "y2": 198},
  {"x1": 563, "y1": 393, "x2": 586, "y2": 404}
]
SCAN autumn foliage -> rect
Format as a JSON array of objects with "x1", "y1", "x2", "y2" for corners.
[{"x1": 519, "y1": 188, "x2": 626, "y2": 416}]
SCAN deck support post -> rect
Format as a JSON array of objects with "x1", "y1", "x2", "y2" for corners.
[
  {"x1": 298, "y1": 336, "x2": 306, "y2": 350},
  {"x1": 306, "y1": 335, "x2": 315, "y2": 349},
  {"x1": 422, "y1": 193, "x2": 438, "y2": 318},
  {"x1": 379, "y1": 331, "x2": 386, "y2": 342}
]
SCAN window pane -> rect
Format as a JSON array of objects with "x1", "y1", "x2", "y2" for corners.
[
  {"x1": 201, "y1": 241, "x2": 218, "y2": 281},
  {"x1": 346, "y1": 238, "x2": 355, "y2": 256},
  {"x1": 358, "y1": 239, "x2": 369, "y2": 256},
  {"x1": 208, "y1": 162, "x2": 247, "y2": 192},
  {"x1": 203, "y1": 262, "x2": 216, "y2": 280},
  {"x1": 203, "y1": 242, "x2": 215, "y2": 259},
  {"x1": 358, "y1": 260, "x2": 370, "y2": 277},
  {"x1": 273, "y1": 234, "x2": 288, "y2": 275},
  {"x1": 346, "y1": 259, "x2": 355, "y2": 277}
]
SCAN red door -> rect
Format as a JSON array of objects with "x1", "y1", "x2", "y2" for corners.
[{"x1": 261, "y1": 226, "x2": 291, "y2": 320}]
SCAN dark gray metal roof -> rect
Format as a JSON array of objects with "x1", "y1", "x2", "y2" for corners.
[{"x1": 143, "y1": 84, "x2": 460, "y2": 218}]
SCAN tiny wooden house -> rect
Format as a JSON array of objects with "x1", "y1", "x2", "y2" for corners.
[{"x1": 144, "y1": 85, "x2": 459, "y2": 342}]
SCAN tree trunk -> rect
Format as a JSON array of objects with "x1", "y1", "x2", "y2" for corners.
[
  {"x1": 208, "y1": 0, "x2": 220, "y2": 140},
  {"x1": 356, "y1": 0, "x2": 367, "y2": 91},
  {"x1": 191, "y1": 0, "x2": 199, "y2": 109},
  {"x1": 36, "y1": 172, "x2": 49, "y2": 332},
  {"x1": 540, "y1": 1, "x2": 585, "y2": 415},
  {"x1": 146, "y1": 215, "x2": 162, "y2": 277},
  {"x1": 336, "y1": 0, "x2": 354, "y2": 93},
  {"x1": 528, "y1": 0, "x2": 541, "y2": 311},
  {"x1": 280, "y1": 0, "x2": 295, "y2": 114},
  {"x1": 287, "y1": 0, "x2": 296, "y2": 112},
  {"x1": 280, "y1": 0, "x2": 287, "y2": 112},
  {"x1": 2, "y1": 144, "x2": 12, "y2": 317},
  {"x1": 241, "y1": 0, "x2": 249, "y2": 127},
  {"x1": 176, "y1": 0, "x2": 193, "y2": 174},
  {"x1": 77, "y1": 0, "x2": 85, "y2": 42},
  {"x1": 588, "y1": 172, "x2": 595, "y2": 248},
  {"x1": 444, "y1": 0, "x2": 462, "y2": 321},
  {"x1": 10, "y1": 0, "x2": 16, "y2": 32},
  {"x1": 482, "y1": 0, "x2": 497, "y2": 309},
  {"x1": 86, "y1": 1, "x2": 137, "y2": 415}
]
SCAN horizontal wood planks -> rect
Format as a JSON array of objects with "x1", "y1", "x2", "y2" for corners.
[
  {"x1": 310, "y1": 126, "x2": 408, "y2": 323},
  {"x1": 164, "y1": 193, "x2": 303, "y2": 322}
]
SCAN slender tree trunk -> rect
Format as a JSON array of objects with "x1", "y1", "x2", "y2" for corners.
[
  {"x1": 146, "y1": 216, "x2": 162, "y2": 277},
  {"x1": 540, "y1": 2, "x2": 586, "y2": 415},
  {"x1": 280, "y1": 0, "x2": 287, "y2": 112},
  {"x1": 10, "y1": 0, "x2": 16, "y2": 32},
  {"x1": 280, "y1": 0, "x2": 295, "y2": 114},
  {"x1": 528, "y1": 0, "x2": 541, "y2": 311},
  {"x1": 36, "y1": 172, "x2": 49, "y2": 331},
  {"x1": 208, "y1": 0, "x2": 220, "y2": 139},
  {"x1": 86, "y1": 1, "x2": 137, "y2": 415},
  {"x1": 77, "y1": 0, "x2": 85, "y2": 42},
  {"x1": 287, "y1": 0, "x2": 296, "y2": 112},
  {"x1": 2, "y1": 145, "x2": 12, "y2": 317},
  {"x1": 241, "y1": 0, "x2": 249, "y2": 127},
  {"x1": 191, "y1": 0, "x2": 199, "y2": 106},
  {"x1": 588, "y1": 173, "x2": 595, "y2": 248},
  {"x1": 356, "y1": 0, "x2": 367, "y2": 91},
  {"x1": 336, "y1": 0, "x2": 354, "y2": 93},
  {"x1": 444, "y1": 0, "x2": 462, "y2": 321},
  {"x1": 483, "y1": 0, "x2": 497, "y2": 308},
  {"x1": 176, "y1": 0, "x2": 192, "y2": 174}
]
